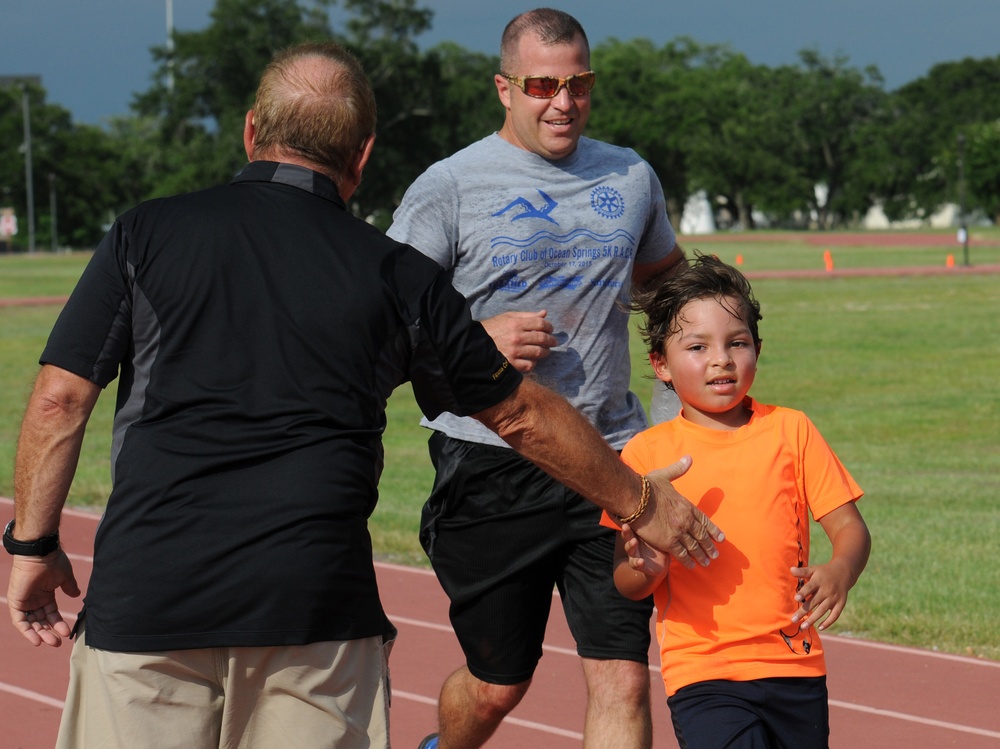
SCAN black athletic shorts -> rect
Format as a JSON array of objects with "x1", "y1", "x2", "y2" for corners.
[
  {"x1": 420, "y1": 432, "x2": 654, "y2": 685},
  {"x1": 667, "y1": 677, "x2": 829, "y2": 749}
]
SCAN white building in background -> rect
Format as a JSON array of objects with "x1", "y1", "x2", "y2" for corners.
[
  {"x1": 679, "y1": 190, "x2": 716, "y2": 235},
  {"x1": 862, "y1": 202, "x2": 959, "y2": 229},
  {"x1": 678, "y1": 182, "x2": 966, "y2": 233}
]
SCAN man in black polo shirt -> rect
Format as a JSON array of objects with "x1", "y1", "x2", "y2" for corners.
[{"x1": 5, "y1": 41, "x2": 722, "y2": 749}]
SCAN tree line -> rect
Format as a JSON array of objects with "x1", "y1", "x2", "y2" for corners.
[{"x1": 2, "y1": 0, "x2": 999, "y2": 249}]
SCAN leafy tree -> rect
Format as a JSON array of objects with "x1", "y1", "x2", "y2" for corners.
[
  {"x1": 962, "y1": 120, "x2": 1000, "y2": 223},
  {"x1": 778, "y1": 51, "x2": 888, "y2": 227},
  {"x1": 589, "y1": 38, "x2": 700, "y2": 226},
  {"x1": 131, "y1": 0, "x2": 443, "y2": 224},
  {"x1": 678, "y1": 53, "x2": 796, "y2": 229},
  {"x1": 880, "y1": 56, "x2": 1000, "y2": 219},
  {"x1": 11, "y1": 0, "x2": 998, "y2": 247},
  {"x1": 0, "y1": 82, "x2": 127, "y2": 248},
  {"x1": 0, "y1": 84, "x2": 31, "y2": 243},
  {"x1": 425, "y1": 42, "x2": 501, "y2": 162},
  {"x1": 333, "y1": 0, "x2": 438, "y2": 223},
  {"x1": 134, "y1": 0, "x2": 337, "y2": 196}
]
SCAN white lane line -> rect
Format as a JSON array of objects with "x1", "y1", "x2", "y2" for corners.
[
  {"x1": 0, "y1": 682, "x2": 64, "y2": 709},
  {"x1": 825, "y1": 633, "x2": 1000, "y2": 668},
  {"x1": 829, "y1": 700, "x2": 1000, "y2": 739}
]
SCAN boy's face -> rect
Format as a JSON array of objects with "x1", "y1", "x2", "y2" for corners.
[{"x1": 651, "y1": 295, "x2": 760, "y2": 430}]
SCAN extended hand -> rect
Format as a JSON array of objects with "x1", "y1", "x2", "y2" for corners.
[
  {"x1": 7, "y1": 551, "x2": 80, "y2": 647},
  {"x1": 481, "y1": 310, "x2": 557, "y2": 373},
  {"x1": 632, "y1": 456, "x2": 725, "y2": 569}
]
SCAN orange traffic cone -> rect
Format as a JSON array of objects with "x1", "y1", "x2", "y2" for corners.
[
  {"x1": 823, "y1": 249, "x2": 834, "y2": 272},
  {"x1": 946, "y1": 254, "x2": 955, "y2": 268}
]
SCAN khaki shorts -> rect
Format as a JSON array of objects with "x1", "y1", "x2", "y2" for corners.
[{"x1": 57, "y1": 625, "x2": 392, "y2": 749}]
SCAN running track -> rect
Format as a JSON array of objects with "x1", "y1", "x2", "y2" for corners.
[{"x1": 2, "y1": 498, "x2": 998, "y2": 748}]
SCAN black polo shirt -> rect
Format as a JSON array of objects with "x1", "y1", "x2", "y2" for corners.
[{"x1": 42, "y1": 161, "x2": 521, "y2": 651}]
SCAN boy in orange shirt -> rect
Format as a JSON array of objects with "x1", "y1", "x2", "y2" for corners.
[{"x1": 604, "y1": 254, "x2": 871, "y2": 748}]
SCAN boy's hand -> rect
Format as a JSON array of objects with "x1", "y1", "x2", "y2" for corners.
[
  {"x1": 794, "y1": 503, "x2": 871, "y2": 632},
  {"x1": 621, "y1": 523, "x2": 670, "y2": 578},
  {"x1": 789, "y1": 558, "x2": 853, "y2": 632}
]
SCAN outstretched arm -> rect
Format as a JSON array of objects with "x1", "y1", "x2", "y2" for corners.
[
  {"x1": 790, "y1": 503, "x2": 871, "y2": 632},
  {"x1": 7, "y1": 365, "x2": 99, "y2": 646},
  {"x1": 473, "y1": 379, "x2": 724, "y2": 565}
]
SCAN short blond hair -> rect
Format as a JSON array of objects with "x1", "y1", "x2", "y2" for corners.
[{"x1": 252, "y1": 41, "x2": 376, "y2": 179}]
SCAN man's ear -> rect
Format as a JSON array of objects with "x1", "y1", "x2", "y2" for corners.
[
  {"x1": 243, "y1": 110, "x2": 256, "y2": 160},
  {"x1": 650, "y1": 351, "x2": 672, "y2": 385},
  {"x1": 495, "y1": 73, "x2": 512, "y2": 109},
  {"x1": 341, "y1": 134, "x2": 377, "y2": 200}
]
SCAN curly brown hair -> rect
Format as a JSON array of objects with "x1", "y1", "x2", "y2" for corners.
[{"x1": 633, "y1": 252, "x2": 762, "y2": 359}]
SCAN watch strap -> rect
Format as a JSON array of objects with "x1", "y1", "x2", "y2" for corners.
[{"x1": 3, "y1": 519, "x2": 60, "y2": 556}]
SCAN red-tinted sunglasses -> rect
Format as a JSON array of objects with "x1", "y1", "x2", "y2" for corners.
[{"x1": 501, "y1": 70, "x2": 596, "y2": 99}]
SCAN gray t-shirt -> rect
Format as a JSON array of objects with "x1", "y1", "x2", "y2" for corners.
[
  {"x1": 388, "y1": 134, "x2": 676, "y2": 449},
  {"x1": 650, "y1": 379, "x2": 683, "y2": 423}
]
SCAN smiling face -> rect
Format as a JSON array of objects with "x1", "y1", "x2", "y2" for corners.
[
  {"x1": 652, "y1": 295, "x2": 760, "y2": 430},
  {"x1": 495, "y1": 32, "x2": 591, "y2": 161}
]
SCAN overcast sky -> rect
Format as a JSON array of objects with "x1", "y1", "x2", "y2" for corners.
[{"x1": 3, "y1": 0, "x2": 998, "y2": 125}]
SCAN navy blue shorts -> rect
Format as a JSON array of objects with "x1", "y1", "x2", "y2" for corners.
[
  {"x1": 420, "y1": 432, "x2": 654, "y2": 685},
  {"x1": 667, "y1": 676, "x2": 829, "y2": 749}
]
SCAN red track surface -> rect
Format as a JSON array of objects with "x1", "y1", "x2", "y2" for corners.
[{"x1": 2, "y1": 498, "x2": 998, "y2": 748}]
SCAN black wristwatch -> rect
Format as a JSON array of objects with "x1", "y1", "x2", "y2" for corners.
[{"x1": 3, "y1": 520, "x2": 60, "y2": 556}]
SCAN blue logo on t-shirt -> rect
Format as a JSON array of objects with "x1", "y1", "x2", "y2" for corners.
[
  {"x1": 591, "y1": 186, "x2": 624, "y2": 219},
  {"x1": 492, "y1": 190, "x2": 559, "y2": 224}
]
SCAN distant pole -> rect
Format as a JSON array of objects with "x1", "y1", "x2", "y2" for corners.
[
  {"x1": 166, "y1": 0, "x2": 175, "y2": 94},
  {"x1": 1, "y1": 186, "x2": 9, "y2": 254},
  {"x1": 957, "y1": 132, "x2": 969, "y2": 267},
  {"x1": 21, "y1": 86, "x2": 35, "y2": 253},
  {"x1": 48, "y1": 172, "x2": 58, "y2": 252}
]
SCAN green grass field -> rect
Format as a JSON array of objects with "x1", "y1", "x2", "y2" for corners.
[{"x1": 2, "y1": 231, "x2": 998, "y2": 660}]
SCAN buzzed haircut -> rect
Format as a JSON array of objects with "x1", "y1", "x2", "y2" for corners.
[
  {"x1": 500, "y1": 8, "x2": 590, "y2": 72},
  {"x1": 252, "y1": 41, "x2": 376, "y2": 180}
]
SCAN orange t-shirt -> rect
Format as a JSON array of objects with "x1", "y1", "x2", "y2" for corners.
[{"x1": 603, "y1": 398, "x2": 862, "y2": 696}]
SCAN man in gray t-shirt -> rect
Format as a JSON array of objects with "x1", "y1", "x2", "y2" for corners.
[{"x1": 388, "y1": 10, "x2": 688, "y2": 748}]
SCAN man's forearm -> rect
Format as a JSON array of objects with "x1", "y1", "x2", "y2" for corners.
[
  {"x1": 13, "y1": 366, "x2": 101, "y2": 538},
  {"x1": 474, "y1": 379, "x2": 723, "y2": 562},
  {"x1": 474, "y1": 378, "x2": 644, "y2": 520}
]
